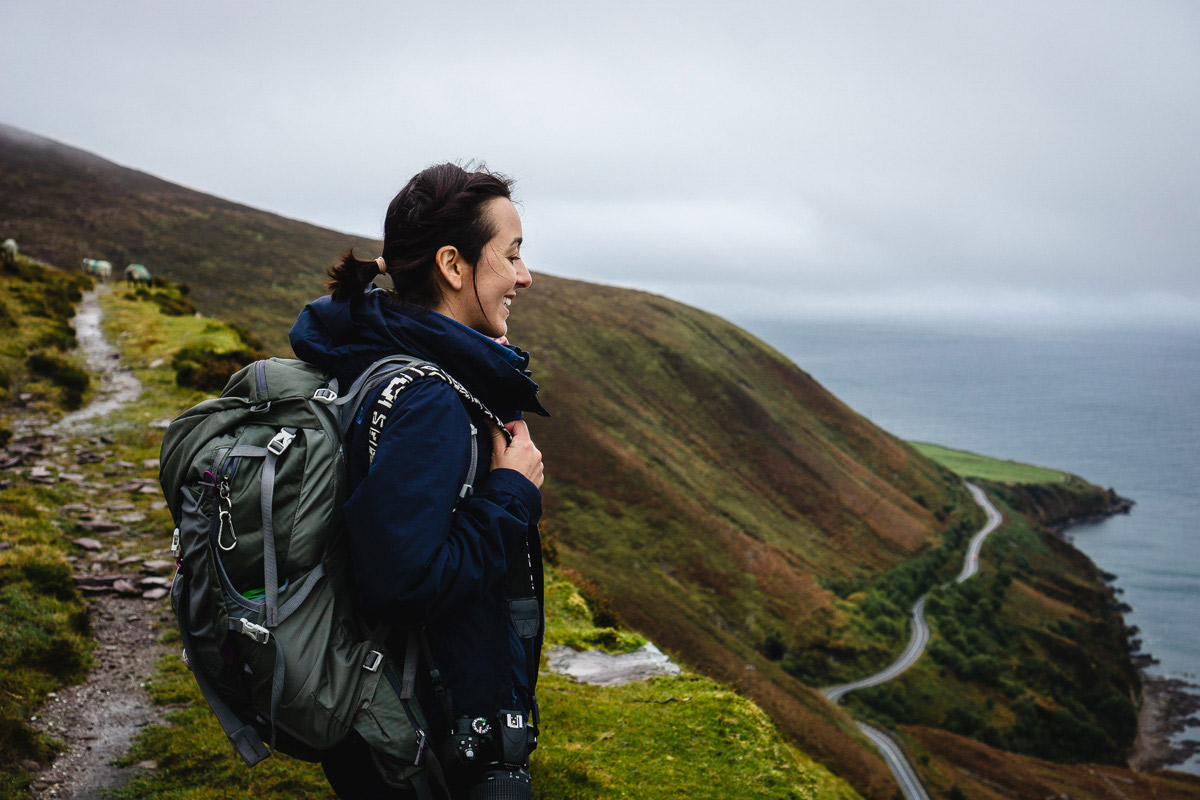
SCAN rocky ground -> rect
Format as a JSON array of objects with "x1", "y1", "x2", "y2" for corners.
[
  {"x1": 2, "y1": 288, "x2": 175, "y2": 798},
  {"x1": 1131, "y1": 672, "x2": 1200, "y2": 772}
]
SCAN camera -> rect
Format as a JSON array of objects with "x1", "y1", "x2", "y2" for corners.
[{"x1": 442, "y1": 710, "x2": 537, "y2": 800}]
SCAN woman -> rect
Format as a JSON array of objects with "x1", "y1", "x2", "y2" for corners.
[{"x1": 289, "y1": 163, "x2": 547, "y2": 799}]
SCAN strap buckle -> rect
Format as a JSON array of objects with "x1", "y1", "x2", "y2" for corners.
[
  {"x1": 363, "y1": 650, "x2": 384, "y2": 673},
  {"x1": 312, "y1": 387, "x2": 337, "y2": 404},
  {"x1": 238, "y1": 618, "x2": 271, "y2": 644},
  {"x1": 267, "y1": 430, "x2": 295, "y2": 455}
]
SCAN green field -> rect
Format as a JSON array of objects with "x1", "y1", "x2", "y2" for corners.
[{"x1": 910, "y1": 442, "x2": 1068, "y2": 484}]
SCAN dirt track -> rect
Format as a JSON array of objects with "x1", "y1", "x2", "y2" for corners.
[{"x1": 19, "y1": 287, "x2": 173, "y2": 798}]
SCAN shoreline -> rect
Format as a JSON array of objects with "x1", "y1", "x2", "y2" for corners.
[
  {"x1": 1129, "y1": 669, "x2": 1200, "y2": 772},
  {"x1": 1057, "y1": 502, "x2": 1200, "y2": 774}
]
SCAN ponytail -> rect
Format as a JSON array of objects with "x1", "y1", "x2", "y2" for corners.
[
  {"x1": 326, "y1": 163, "x2": 514, "y2": 308},
  {"x1": 326, "y1": 249, "x2": 382, "y2": 302}
]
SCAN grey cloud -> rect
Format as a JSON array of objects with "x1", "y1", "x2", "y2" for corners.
[{"x1": 1, "y1": 0, "x2": 1198, "y2": 323}]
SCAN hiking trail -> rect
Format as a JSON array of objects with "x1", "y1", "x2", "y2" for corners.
[{"x1": 14, "y1": 287, "x2": 174, "y2": 800}]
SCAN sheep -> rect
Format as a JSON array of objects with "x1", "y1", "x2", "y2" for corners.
[
  {"x1": 1, "y1": 238, "x2": 17, "y2": 266},
  {"x1": 81, "y1": 258, "x2": 113, "y2": 281},
  {"x1": 123, "y1": 263, "x2": 153, "y2": 286}
]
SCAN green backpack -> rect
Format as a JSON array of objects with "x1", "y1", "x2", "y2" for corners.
[{"x1": 159, "y1": 356, "x2": 509, "y2": 795}]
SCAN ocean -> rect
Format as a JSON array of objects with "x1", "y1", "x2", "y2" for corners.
[{"x1": 738, "y1": 317, "x2": 1200, "y2": 774}]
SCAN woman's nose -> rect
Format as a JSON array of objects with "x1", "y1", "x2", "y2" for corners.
[{"x1": 516, "y1": 260, "x2": 533, "y2": 289}]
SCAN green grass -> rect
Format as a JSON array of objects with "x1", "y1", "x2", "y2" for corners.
[
  {"x1": 111, "y1": 569, "x2": 862, "y2": 800},
  {"x1": 910, "y1": 442, "x2": 1068, "y2": 484}
]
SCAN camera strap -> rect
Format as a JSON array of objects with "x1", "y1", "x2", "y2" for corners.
[{"x1": 504, "y1": 523, "x2": 544, "y2": 698}]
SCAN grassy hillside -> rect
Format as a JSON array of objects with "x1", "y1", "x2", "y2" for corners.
[{"x1": 0, "y1": 125, "x2": 1166, "y2": 798}]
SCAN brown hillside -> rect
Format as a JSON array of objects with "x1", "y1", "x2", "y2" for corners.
[{"x1": 0, "y1": 122, "x2": 375, "y2": 352}]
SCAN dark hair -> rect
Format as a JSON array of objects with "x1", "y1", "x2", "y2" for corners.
[{"x1": 327, "y1": 163, "x2": 514, "y2": 306}]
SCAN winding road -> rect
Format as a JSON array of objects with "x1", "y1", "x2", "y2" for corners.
[{"x1": 821, "y1": 481, "x2": 1003, "y2": 800}]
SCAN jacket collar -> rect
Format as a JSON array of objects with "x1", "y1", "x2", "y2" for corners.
[{"x1": 289, "y1": 287, "x2": 547, "y2": 417}]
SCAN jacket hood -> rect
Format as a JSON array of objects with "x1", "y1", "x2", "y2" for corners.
[{"x1": 289, "y1": 287, "x2": 548, "y2": 417}]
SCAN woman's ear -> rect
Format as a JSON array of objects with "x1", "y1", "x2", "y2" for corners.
[{"x1": 434, "y1": 245, "x2": 465, "y2": 292}]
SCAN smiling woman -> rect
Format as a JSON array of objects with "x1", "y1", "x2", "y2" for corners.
[{"x1": 291, "y1": 162, "x2": 549, "y2": 799}]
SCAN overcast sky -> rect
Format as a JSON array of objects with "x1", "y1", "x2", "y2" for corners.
[{"x1": 3, "y1": 1, "x2": 1199, "y2": 326}]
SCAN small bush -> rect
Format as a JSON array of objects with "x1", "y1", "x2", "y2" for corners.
[
  {"x1": 558, "y1": 568, "x2": 622, "y2": 629},
  {"x1": 36, "y1": 321, "x2": 77, "y2": 351},
  {"x1": 171, "y1": 344, "x2": 261, "y2": 392},
  {"x1": 227, "y1": 322, "x2": 266, "y2": 352},
  {"x1": 151, "y1": 292, "x2": 196, "y2": 316},
  {"x1": 26, "y1": 352, "x2": 89, "y2": 408}
]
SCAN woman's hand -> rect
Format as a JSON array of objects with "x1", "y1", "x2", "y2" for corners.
[{"x1": 491, "y1": 419, "x2": 544, "y2": 488}]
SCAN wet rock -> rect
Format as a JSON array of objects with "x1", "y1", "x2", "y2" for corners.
[
  {"x1": 141, "y1": 560, "x2": 174, "y2": 573},
  {"x1": 117, "y1": 513, "x2": 145, "y2": 524},
  {"x1": 547, "y1": 642, "x2": 681, "y2": 686},
  {"x1": 20, "y1": 759, "x2": 39, "y2": 771},
  {"x1": 75, "y1": 450, "x2": 106, "y2": 464},
  {"x1": 0, "y1": 542, "x2": 12, "y2": 551},
  {"x1": 112, "y1": 478, "x2": 157, "y2": 493},
  {"x1": 142, "y1": 458, "x2": 160, "y2": 469},
  {"x1": 78, "y1": 520, "x2": 121, "y2": 534},
  {"x1": 107, "y1": 502, "x2": 135, "y2": 512},
  {"x1": 112, "y1": 579, "x2": 140, "y2": 596},
  {"x1": 72, "y1": 538, "x2": 104, "y2": 551},
  {"x1": 148, "y1": 419, "x2": 172, "y2": 430},
  {"x1": 60, "y1": 472, "x2": 86, "y2": 483},
  {"x1": 139, "y1": 576, "x2": 171, "y2": 587},
  {"x1": 141, "y1": 588, "x2": 168, "y2": 601},
  {"x1": 112, "y1": 460, "x2": 136, "y2": 470},
  {"x1": 118, "y1": 555, "x2": 143, "y2": 565}
]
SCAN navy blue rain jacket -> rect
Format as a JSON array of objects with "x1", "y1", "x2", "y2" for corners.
[{"x1": 289, "y1": 287, "x2": 548, "y2": 731}]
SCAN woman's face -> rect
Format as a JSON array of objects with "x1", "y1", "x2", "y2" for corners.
[{"x1": 459, "y1": 197, "x2": 531, "y2": 338}]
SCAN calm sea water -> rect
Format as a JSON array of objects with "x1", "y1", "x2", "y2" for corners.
[{"x1": 739, "y1": 318, "x2": 1200, "y2": 773}]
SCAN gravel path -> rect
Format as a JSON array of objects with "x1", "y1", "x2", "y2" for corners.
[
  {"x1": 22, "y1": 287, "x2": 173, "y2": 799},
  {"x1": 29, "y1": 596, "x2": 172, "y2": 799}
]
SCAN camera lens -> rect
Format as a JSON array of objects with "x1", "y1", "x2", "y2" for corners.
[{"x1": 468, "y1": 768, "x2": 532, "y2": 800}]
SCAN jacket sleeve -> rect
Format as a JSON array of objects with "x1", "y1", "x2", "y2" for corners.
[{"x1": 343, "y1": 378, "x2": 542, "y2": 627}]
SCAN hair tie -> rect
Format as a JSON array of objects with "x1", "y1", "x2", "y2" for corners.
[{"x1": 375, "y1": 256, "x2": 387, "y2": 275}]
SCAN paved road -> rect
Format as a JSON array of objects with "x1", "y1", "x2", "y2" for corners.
[
  {"x1": 955, "y1": 482, "x2": 1003, "y2": 583},
  {"x1": 856, "y1": 722, "x2": 932, "y2": 800},
  {"x1": 822, "y1": 597, "x2": 929, "y2": 703},
  {"x1": 821, "y1": 482, "x2": 1004, "y2": 800}
]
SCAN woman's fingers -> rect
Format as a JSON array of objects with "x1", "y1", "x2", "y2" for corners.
[{"x1": 490, "y1": 418, "x2": 543, "y2": 488}]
